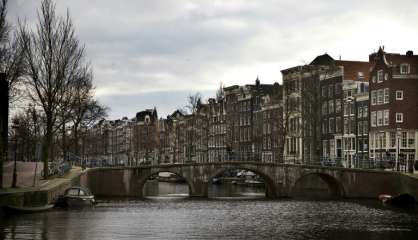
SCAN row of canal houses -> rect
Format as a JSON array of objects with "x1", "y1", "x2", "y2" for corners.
[{"x1": 84, "y1": 47, "x2": 418, "y2": 169}]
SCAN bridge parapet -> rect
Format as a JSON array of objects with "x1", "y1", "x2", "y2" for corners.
[{"x1": 83, "y1": 162, "x2": 416, "y2": 200}]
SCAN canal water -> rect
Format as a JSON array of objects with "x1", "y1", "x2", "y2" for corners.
[{"x1": 1, "y1": 182, "x2": 418, "y2": 240}]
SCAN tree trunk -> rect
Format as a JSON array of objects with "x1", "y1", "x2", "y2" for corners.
[
  {"x1": 62, "y1": 121, "x2": 66, "y2": 162},
  {"x1": 0, "y1": 75, "x2": 9, "y2": 188},
  {"x1": 41, "y1": 117, "x2": 53, "y2": 179},
  {"x1": 74, "y1": 124, "x2": 79, "y2": 156}
]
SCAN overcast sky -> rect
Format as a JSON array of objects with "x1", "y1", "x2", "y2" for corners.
[{"x1": 8, "y1": 0, "x2": 418, "y2": 119}]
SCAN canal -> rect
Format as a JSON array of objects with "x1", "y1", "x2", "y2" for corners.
[{"x1": 1, "y1": 182, "x2": 418, "y2": 239}]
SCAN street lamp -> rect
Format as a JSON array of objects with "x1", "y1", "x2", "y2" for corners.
[{"x1": 11, "y1": 119, "x2": 19, "y2": 188}]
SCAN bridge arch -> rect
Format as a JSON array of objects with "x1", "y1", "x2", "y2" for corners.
[
  {"x1": 291, "y1": 172, "x2": 346, "y2": 198},
  {"x1": 208, "y1": 166, "x2": 277, "y2": 198},
  {"x1": 137, "y1": 170, "x2": 195, "y2": 197}
]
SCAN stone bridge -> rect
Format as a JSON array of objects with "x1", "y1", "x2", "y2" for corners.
[{"x1": 83, "y1": 161, "x2": 418, "y2": 199}]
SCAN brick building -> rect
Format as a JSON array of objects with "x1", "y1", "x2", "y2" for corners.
[
  {"x1": 253, "y1": 87, "x2": 283, "y2": 163},
  {"x1": 208, "y1": 97, "x2": 228, "y2": 162},
  {"x1": 132, "y1": 108, "x2": 159, "y2": 165},
  {"x1": 224, "y1": 78, "x2": 281, "y2": 162},
  {"x1": 369, "y1": 47, "x2": 418, "y2": 170},
  {"x1": 281, "y1": 64, "x2": 323, "y2": 164}
]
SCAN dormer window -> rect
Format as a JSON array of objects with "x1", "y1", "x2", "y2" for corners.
[
  {"x1": 377, "y1": 70, "x2": 384, "y2": 83},
  {"x1": 400, "y1": 63, "x2": 410, "y2": 74}
]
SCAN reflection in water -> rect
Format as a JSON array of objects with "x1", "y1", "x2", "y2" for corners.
[
  {"x1": 143, "y1": 180, "x2": 190, "y2": 197},
  {"x1": 143, "y1": 180, "x2": 266, "y2": 199},
  {"x1": 208, "y1": 183, "x2": 265, "y2": 199},
  {"x1": 1, "y1": 198, "x2": 418, "y2": 240}
]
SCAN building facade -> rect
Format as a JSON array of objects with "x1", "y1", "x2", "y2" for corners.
[{"x1": 369, "y1": 48, "x2": 418, "y2": 171}]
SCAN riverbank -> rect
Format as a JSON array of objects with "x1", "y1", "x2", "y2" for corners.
[{"x1": 0, "y1": 167, "x2": 85, "y2": 211}]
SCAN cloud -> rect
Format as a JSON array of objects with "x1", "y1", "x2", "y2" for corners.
[{"x1": 7, "y1": 0, "x2": 418, "y2": 118}]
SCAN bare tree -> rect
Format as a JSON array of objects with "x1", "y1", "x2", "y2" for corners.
[
  {"x1": 0, "y1": 0, "x2": 25, "y2": 104},
  {"x1": 185, "y1": 92, "x2": 202, "y2": 114},
  {"x1": 19, "y1": 0, "x2": 91, "y2": 178},
  {"x1": 0, "y1": 0, "x2": 26, "y2": 188}
]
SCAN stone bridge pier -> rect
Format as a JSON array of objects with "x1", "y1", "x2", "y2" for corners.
[{"x1": 84, "y1": 162, "x2": 418, "y2": 200}]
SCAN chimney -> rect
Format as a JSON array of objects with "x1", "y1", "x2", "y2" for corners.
[{"x1": 406, "y1": 50, "x2": 413, "y2": 56}]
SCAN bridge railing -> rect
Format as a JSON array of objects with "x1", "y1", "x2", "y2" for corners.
[{"x1": 79, "y1": 154, "x2": 416, "y2": 173}]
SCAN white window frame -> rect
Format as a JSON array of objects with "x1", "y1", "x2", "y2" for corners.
[
  {"x1": 377, "y1": 70, "x2": 384, "y2": 83},
  {"x1": 396, "y1": 90, "x2": 403, "y2": 100},
  {"x1": 396, "y1": 113, "x2": 403, "y2": 123},
  {"x1": 377, "y1": 110, "x2": 383, "y2": 126},
  {"x1": 371, "y1": 111, "x2": 376, "y2": 127},
  {"x1": 384, "y1": 88, "x2": 389, "y2": 104},
  {"x1": 371, "y1": 91, "x2": 377, "y2": 105},
  {"x1": 384, "y1": 110, "x2": 389, "y2": 126},
  {"x1": 400, "y1": 63, "x2": 410, "y2": 74},
  {"x1": 377, "y1": 89, "x2": 384, "y2": 105}
]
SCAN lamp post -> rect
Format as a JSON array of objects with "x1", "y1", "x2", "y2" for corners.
[{"x1": 11, "y1": 120, "x2": 19, "y2": 188}]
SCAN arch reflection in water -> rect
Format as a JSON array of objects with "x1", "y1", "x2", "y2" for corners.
[
  {"x1": 291, "y1": 173, "x2": 345, "y2": 200},
  {"x1": 142, "y1": 172, "x2": 190, "y2": 198},
  {"x1": 208, "y1": 169, "x2": 266, "y2": 199}
]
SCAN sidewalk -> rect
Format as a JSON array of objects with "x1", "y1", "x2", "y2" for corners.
[{"x1": 0, "y1": 166, "x2": 85, "y2": 207}]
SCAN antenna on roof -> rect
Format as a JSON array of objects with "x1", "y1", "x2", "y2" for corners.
[{"x1": 339, "y1": 55, "x2": 341, "y2": 60}]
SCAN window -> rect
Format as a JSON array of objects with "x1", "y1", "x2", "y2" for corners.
[
  {"x1": 322, "y1": 86, "x2": 327, "y2": 97},
  {"x1": 350, "y1": 117, "x2": 355, "y2": 134},
  {"x1": 400, "y1": 63, "x2": 410, "y2": 74},
  {"x1": 344, "y1": 118, "x2": 349, "y2": 134},
  {"x1": 377, "y1": 111, "x2": 383, "y2": 126},
  {"x1": 384, "y1": 110, "x2": 389, "y2": 126},
  {"x1": 390, "y1": 132, "x2": 396, "y2": 147},
  {"x1": 322, "y1": 102, "x2": 328, "y2": 115},
  {"x1": 358, "y1": 106, "x2": 363, "y2": 119},
  {"x1": 329, "y1": 100, "x2": 334, "y2": 114},
  {"x1": 371, "y1": 91, "x2": 377, "y2": 105},
  {"x1": 377, "y1": 89, "x2": 384, "y2": 105},
  {"x1": 402, "y1": 132, "x2": 407, "y2": 147},
  {"x1": 329, "y1": 118, "x2": 334, "y2": 133},
  {"x1": 384, "y1": 73, "x2": 388, "y2": 81},
  {"x1": 358, "y1": 72, "x2": 364, "y2": 79},
  {"x1": 384, "y1": 88, "x2": 389, "y2": 103},
  {"x1": 377, "y1": 70, "x2": 384, "y2": 82},
  {"x1": 371, "y1": 111, "x2": 376, "y2": 127},
  {"x1": 363, "y1": 120, "x2": 368, "y2": 134},
  {"x1": 328, "y1": 85, "x2": 334, "y2": 97},
  {"x1": 372, "y1": 76, "x2": 376, "y2": 83},
  {"x1": 335, "y1": 99, "x2": 341, "y2": 113},
  {"x1": 396, "y1": 90, "x2": 403, "y2": 100},
  {"x1": 396, "y1": 113, "x2": 403, "y2": 123},
  {"x1": 336, "y1": 117, "x2": 342, "y2": 133},
  {"x1": 358, "y1": 121, "x2": 363, "y2": 135},
  {"x1": 408, "y1": 137, "x2": 414, "y2": 147},
  {"x1": 322, "y1": 120, "x2": 328, "y2": 134},
  {"x1": 363, "y1": 106, "x2": 368, "y2": 117}
]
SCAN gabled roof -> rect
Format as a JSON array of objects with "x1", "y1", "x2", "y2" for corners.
[
  {"x1": 135, "y1": 108, "x2": 158, "y2": 122},
  {"x1": 310, "y1": 53, "x2": 335, "y2": 66}
]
